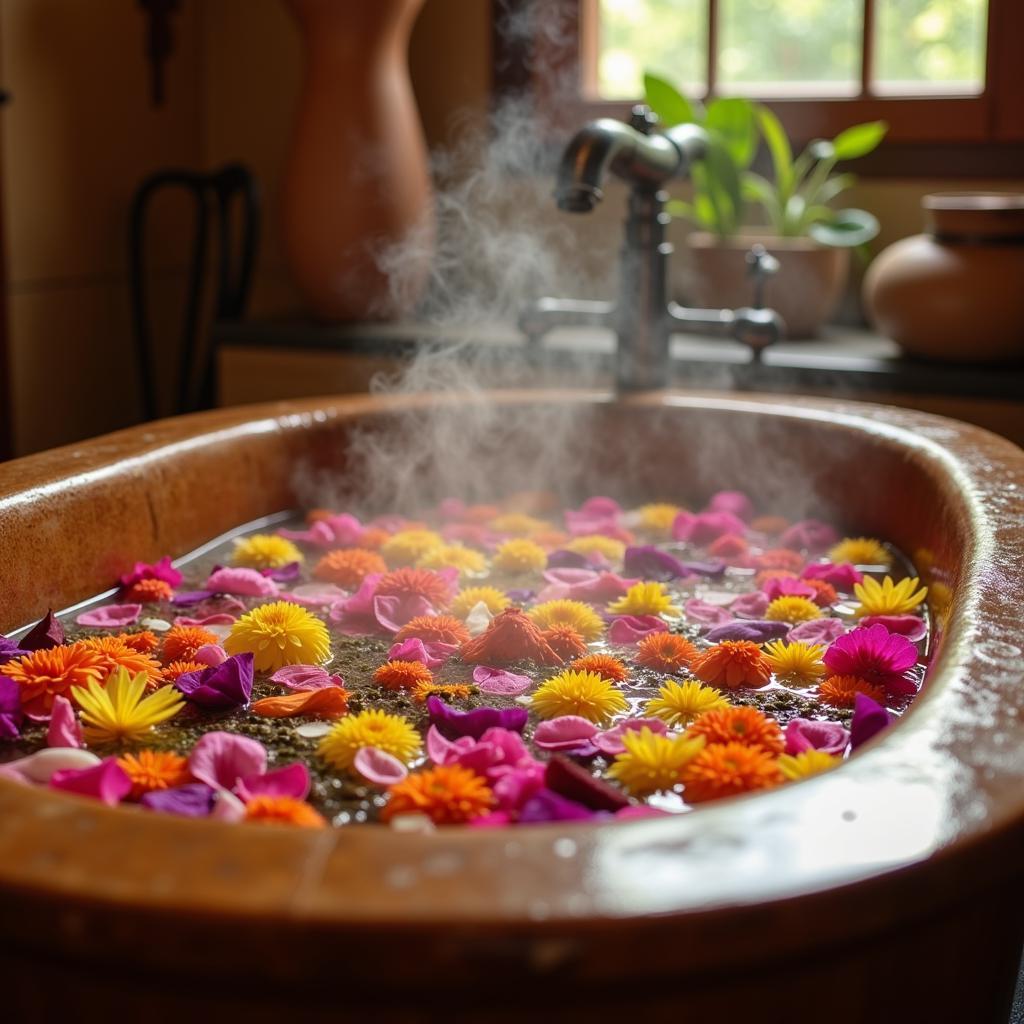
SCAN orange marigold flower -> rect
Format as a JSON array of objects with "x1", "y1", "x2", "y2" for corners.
[
  {"x1": 162, "y1": 659, "x2": 206, "y2": 682},
  {"x1": 374, "y1": 659, "x2": 433, "y2": 691},
  {"x1": 691, "y1": 640, "x2": 771, "y2": 689},
  {"x1": 754, "y1": 569, "x2": 798, "y2": 588},
  {"x1": 313, "y1": 548, "x2": 387, "y2": 589},
  {"x1": 0, "y1": 643, "x2": 105, "y2": 715},
  {"x1": 804, "y1": 578, "x2": 839, "y2": 608},
  {"x1": 80, "y1": 636, "x2": 164, "y2": 687},
  {"x1": 245, "y1": 795, "x2": 327, "y2": 828},
  {"x1": 382, "y1": 764, "x2": 494, "y2": 825},
  {"x1": 411, "y1": 681, "x2": 475, "y2": 704},
  {"x1": 751, "y1": 515, "x2": 790, "y2": 536},
  {"x1": 115, "y1": 630, "x2": 160, "y2": 654},
  {"x1": 122, "y1": 578, "x2": 174, "y2": 604},
  {"x1": 708, "y1": 534, "x2": 748, "y2": 559},
  {"x1": 162, "y1": 625, "x2": 219, "y2": 664},
  {"x1": 531, "y1": 528, "x2": 570, "y2": 550},
  {"x1": 685, "y1": 706, "x2": 785, "y2": 755},
  {"x1": 394, "y1": 614, "x2": 471, "y2": 646},
  {"x1": 681, "y1": 741, "x2": 783, "y2": 803},
  {"x1": 819, "y1": 674, "x2": 887, "y2": 707},
  {"x1": 569, "y1": 653, "x2": 629, "y2": 682},
  {"x1": 356, "y1": 526, "x2": 390, "y2": 551},
  {"x1": 376, "y1": 567, "x2": 455, "y2": 610},
  {"x1": 542, "y1": 624, "x2": 588, "y2": 661},
  {"x1": 636, "y1": 632, "x2": 699, "y2": 673},
  {"x1": 756, "y1": 549, "x2": 806, "y2": 573},
  {"x1": 460, "y1": 607, "x2": 562, "y2": 666},
  {"x1": 117, "y1": 749, "x2": 191, "y2": 800}
]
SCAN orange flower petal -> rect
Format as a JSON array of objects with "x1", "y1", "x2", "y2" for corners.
[{"x1": 251, "y1": 687, "x2": 350, "y2": 719}]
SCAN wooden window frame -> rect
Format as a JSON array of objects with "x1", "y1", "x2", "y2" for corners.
[{"x1": 492, "y1": 0, "x2": 1024, "y2": 177}]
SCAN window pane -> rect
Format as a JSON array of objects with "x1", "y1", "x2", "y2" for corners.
[
  {"x1": 874, "y1": 0, "x2": 987, "y2": 95},
  {"x1": 718, "y1": 0, "x2": 861, "y2": 96},
  {"x1": 597, "y1": 0, "x2": 707, "y2": 100}
]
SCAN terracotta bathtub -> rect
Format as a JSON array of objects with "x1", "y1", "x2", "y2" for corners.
[{"x1": 1, "y1": 391, "x2": 1023, "y2": 1022}]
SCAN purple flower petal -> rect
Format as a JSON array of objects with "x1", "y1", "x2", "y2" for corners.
[
  {"x1": 850, "y1": 693, "x2": 893, "y2": 750},
  {"x1": 0, "y1": 676, "x2": 23, "y2": 739},
  {"x1": 0, "y1": 637, "x2": 30, "y2": 665},
  {"x1": 730, "y1": 591, "x2": 770, "y2": 618},
  {"x1": 188, "y1": 730, "x2": 266, "y2": 789},
  {"x1": 46, "y1": 696, "x2": 81, "y2": 748},
  {"x1": 533, "y1": 716, "x2": 600, "y2": 751},
  {"x1": 472, "y1": 665, "x2": 532, "y2": 696},
  {"x1": 141, "y1": 783, "x2": 217, "y2": 817},
  {"x1": 784, "y1": 718, "x2": 850, "y2": 756},
  {"x1": 20, "y1": 610, "x2": 65, "y2": 651},
  {"x1": 171, "y1": 590, "x2": 216, "y2": 607},
  {"x1": 607, "y1": 615, "x2": 669, "y2": 644},
  {"x1": 623, "y1": 545, "x2": 693, "y2": 581},
  {"x1": 236, "y1": 762, "x2": 309, "y2": 801},
  {"x1": 426, "y1": 695, "x2": 527, "y2": 740},
  {"x1": 176, "y1": 653, "x2": 253, "y2": 708},
  {"x1": 705, "y1": 619, "x2": 790, "y2": 643},
  {"x1": 788, "y1": 618, "x2": 848, "y2": 645},
  {"x1": 261, "y1": 561, "x2": 302, "y2": 583},
  {"x1": 546, "y1": 549, "x2": 591, "y2": 570},
  {"x1": 545, "y1": 754, "x2": 630, "y2": 812},
  {"x1": 76, "y1": 604, "x2": 142, "y2": 628},
  {"x1": 518, "y1": 788, "x2": 603, "y2": 823},
  {"x1": 50, "y1": 758, "x2": 131, "y2": 806},
  {"x1": 353, "y1": 746, "x2": 409, "y2": 786}
]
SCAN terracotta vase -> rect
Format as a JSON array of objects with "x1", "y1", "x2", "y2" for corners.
[
  {"x1": 863, "y1": 193, "x2": 1024, "y2": 362},
  {"x1": 680, "y1": 232, "x2": 849, "y2": 340},
  {"x1": 281, "y1": 0, "x2": 435, "y2": 321}
]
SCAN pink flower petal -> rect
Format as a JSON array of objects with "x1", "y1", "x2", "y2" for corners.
[
  {"x1": 236, "y1": 762, "x2": 310, "y2": 801},
  {"x1": 174, "y1": 613, "x2": 237, "y2": 627},
  {"x1": 286, "y1": 582, "x2": 348, "y2": 607},
  {"x1": 784, "y1": 718, "x2": 850, "y2": 756},
  {"x1": 353, "y1": 746, "x2": 409, "y2": 786},
  {"x1": 594, "y1": 717, "x2": 668, "y2": 756},
  {"x1": 730, "y1": 591, "x2": 770, "y2": 618},
  {"x1": 205, "y1": 567, "x2": 279, "y2": 597},
  {"x1": 608, "y1": 615, "x2": 669, "y2": 644},
  {"x1": 388, "y1": 637, "x2": 457, "y2": 669},
  {"x1": 533, "y1": 716, "x2": 599, "y2": 751},
  {"x1": 789, "y1": 618, "x2": 848, "y2": 644},
  {"x1": 860, "y1": 614, "x2": 928, "y2": 641},
  {"x1": 210, "y1": 788, "x2": 246, "y2": 822},
  {"x1": 193, "y1": 643, "x2": 228, "y2": 667},
  {"x1": 46, "y1": 696, "x2": 83, "y2": 749},
  {"x1": 76, "y1": 604, "x2": 142, "y2": 628},
  {"x1": 615, "y1": 804, "x2": 672, "y2": 820},
  {"x1": 373, "y1": 593, "x2": 435, "y2": 634},
  {"x1": 270, "y1": 664, "x2": 339, "y2": 691},
  {"x1": 472, "y1": 665, "x2": 532, "y2": 696},
  {"x1": 188, "y1": 731, "x2": 267, "y2": 790},
  {"x1": 277, "y1": 521, "x2": 337, "y2": 547},
  {"x1": 50, "y1": 757, "x2": 131, "y2": 806},
  {"x1": 425, "y1": 725, "x2": 475, "y2": 764},
  {"x1": 684, "y1": 598, "x2": 733, "y2": 626}
]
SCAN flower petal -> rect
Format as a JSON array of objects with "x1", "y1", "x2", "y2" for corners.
[
  {"x1": 188, "y1": 730, "x2": 266, "y2": 789},
  {"x1": 76, "y1": 604, "x2": 142, "y2": 628},
  {"x1": 353, "y1": 746, "x2": 409, "y2": 786},
  {"x1": 472, "y1": 665, "x2": 532, "y2": 696},
  {"x1": 50, "y1": 757, "x2": 131, "y2": 806}
]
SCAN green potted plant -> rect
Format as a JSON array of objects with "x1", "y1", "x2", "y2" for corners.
[{"x1": 644, "y1": 73, "x2": 887, "y2": 338}]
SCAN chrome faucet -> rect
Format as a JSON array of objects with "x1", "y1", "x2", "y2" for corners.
[{"x1": 520, "y1": 105, "x2": 784, "y2": 391}]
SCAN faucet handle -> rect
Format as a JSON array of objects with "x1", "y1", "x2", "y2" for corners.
[
  {"x1": 745, "y1": 243, "x2": 780, "y2": 309},
  {"x1": 628, "y1": 104, "x2": 659, "y2": 135}
]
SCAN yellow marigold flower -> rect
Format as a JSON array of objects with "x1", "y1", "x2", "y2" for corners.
[
  {"x1": 828, "y1": 537, "x2": 891, "y2": 567},
  {"x1": 644, "y1": 679, "x2": 729, "y2": 728},
  {"x1": 488, "y1": 512, "x2": 548, "y2": 536},
  {"x1": 449, "y1": 586, "x2": 511, "y2": 620},
  {"x1": 528, "y1": 599, "x2": 605, "y2": 642},
  {"x1": 636, "y1": 502, "x2": 682, "y2": 536},
  {"x1": 853, "y1": 575, "x2": 928, "y2": 617},
  {"x1": 411, "y1": 681, "x2": 475, "y2": 704},
  {"x1": 564, "y1": 534, "x2": 626, "y2": 563},
  {"x1": 531, "y1": 670, "x2": 628, "y2": 724},
  {"x1": 380, "y1": 529, "x2": 444, "y2": 567},
  {"x1": 417, "y1": 543, "x2": 488, "y2": 576},
  {"x1": 231, "y1": 534, "x2": 304, "y2": 570},
  {"x1": 763, "y1": 639, "x2": 826, "y2": 686},
  {"x1": 607, "y1": 581, "x2": 681, "y2": 618},
  {"x1": 224, "y1": 600, "x2": 331, "y2": 672},
  {"x1": 492, "y1": 538, "x2": 548, "y2": 574},
  {"x1": 71, "y1": 667, "x2": 184, "y2": 744},
  {"x1": 778, "y1": 750, "x2": 841, "y2": 781},
  {"x1": 607, "y1": 728, "x2": 706, "y2": 796},
  {"x1": 764, "y1": 596, "x2": 822, "y2": 624},
  {"x1": 318, "y1": 709, "x2": 421, "y2": 771},
  {"x1": 382, "y1": 764, "x2": 494, "y2": 825}
]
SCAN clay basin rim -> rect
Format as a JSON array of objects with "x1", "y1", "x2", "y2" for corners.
[{"x1": 1, "y1": 390, "x2": 1023, "y2": 979}]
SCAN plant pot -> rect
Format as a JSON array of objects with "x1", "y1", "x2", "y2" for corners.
[
  {"x1": 280, "y1": 0, "x2": 435, "y2": 322},
  {"x1": 680, "y1": 233, "x2": 849, "y2": 340},
  {"x1": 862, "y1": 193, "x2": 1024, "y2": 363}
]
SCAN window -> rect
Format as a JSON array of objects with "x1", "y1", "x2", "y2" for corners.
[{"x1": 493, "y1": 0, "x2": 1024, "y2": 173}]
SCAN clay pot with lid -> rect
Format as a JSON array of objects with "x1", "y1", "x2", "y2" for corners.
[{"x1": 863, "y1": 193, "x2": 1024, "y2": 362}]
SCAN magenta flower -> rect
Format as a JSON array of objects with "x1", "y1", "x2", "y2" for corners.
[
  {"x1": 784, "y1": 718, "x2": 849, "y2": 756},
  {"x1": 0, "y1": 676, "x2": 23, "y2": 739},
  {"x1": 860, "y1": 614, "x2": 927, "y2": 641},
  {"x1": 20, "y1": 610, "x2": 65, "y2": 652},
  {"x1": 850, "y1": 693, "x2": 894, "y2": 750},
  {"x1": 426, "y1": 695, "x2": 527, "y2": 740},
  {"x1": 119, "y1": 556, "x2": 183, "y2": 592},
  {"x1": 50, "y1": 757, "x2": 131, "y2": 806},
  {"x1": 672, "y1": 510, "x2": 747, "y2": 545},
  {"x1": 706, "y1": 490, "x2": 754, "y2": 522},
  {"x1": 176, "y1": 653, "x2": 254, "y2": 708},
  {"x1": 802, "y1": 561, "x2": 864, "y2": 591},
  {"x1": 780, "y1": 519, "x2": 839, "y2": 552},
  {"x1": 823, "y1": 624, "x2": 918, "y2": 694}
]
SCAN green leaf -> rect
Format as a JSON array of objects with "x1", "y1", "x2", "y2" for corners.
[
  {"x1": 808, "y1": 207, "x2": 880, "y2": 247},
  {"x1": 757, "y1": 106, "x2": 793, "y2": 201},
  {"x1": 705, "y1": 97, "x2": 757, "y2": 169},
  {"x1": 783, "y1": 193, "x2": 806, "y2": 236},
  {"x1": 665, "y1": 199, "x2": 694, "y2": 219},
  {"x1": 741, "y1": 172, "x2": 782, "y2": 232},
  {"x1": 643, "y1": 72, "x2": 698, "y2": 128},
  {"x1": 816, "y1": 172, "x2": 856, "y2": 205},
  {"x1": 691, "y1": 189, "x2": 720, "y2": 233},
  {"x1": 701, "y1": 130, "x2": 745, "y2": 236},
  {"x1": 832, "y1": 121, "x2": 888, "y2": 160}
]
